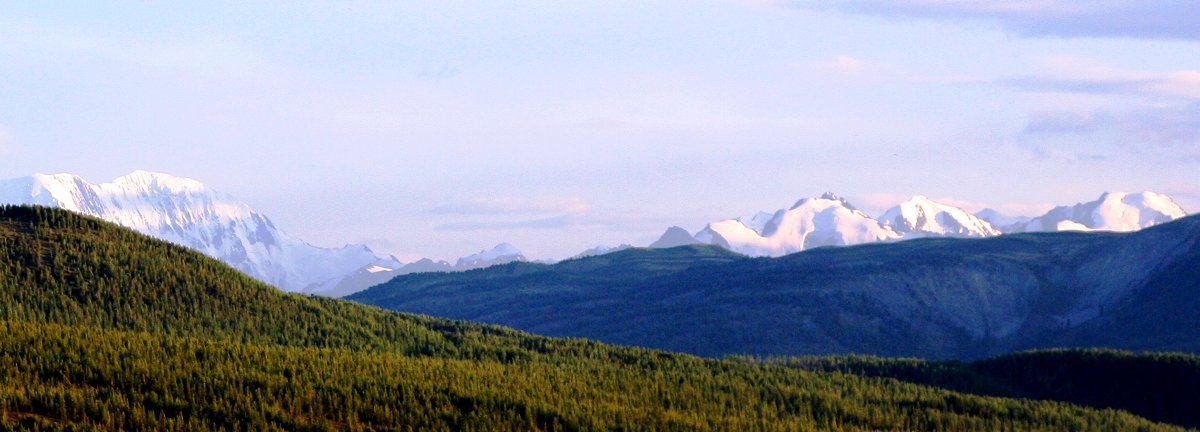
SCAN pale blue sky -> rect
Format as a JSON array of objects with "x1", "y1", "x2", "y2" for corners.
[{"x1": 1, "y1": 1, "x2": 1197, "y2": 260}]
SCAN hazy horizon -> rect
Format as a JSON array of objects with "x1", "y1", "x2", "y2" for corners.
[{"x1": 2, "y1": 1, "x2": 1197, "y2": 261}]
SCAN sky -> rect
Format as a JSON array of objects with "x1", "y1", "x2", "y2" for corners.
[{"x1": 1, "y1": 1, "x2": 1197, "y2": 261}]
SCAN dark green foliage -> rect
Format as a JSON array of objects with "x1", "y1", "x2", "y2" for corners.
[
  {"x1": 0, "y1": 205, "x2": 1190, "y2": 430},
  {"x1": 350, "y1": 214, "x2": 1200, "y2": 360},
  {"x1": 0, "y1": 321, "x2": 1186, "y2": 431},
  {"x1": 773, "y1": 349, "x2": 1200, "y2": 428},
  {"x1": 973, "y1": 350, "x2": 1200, "y2": 429}
]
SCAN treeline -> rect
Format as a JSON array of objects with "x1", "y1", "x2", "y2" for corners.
[
  {"x1": 770, "y1": 349, "x2": 1200, "y2": 428},
  {"x1": 0, "y1": 205, "x2": 1189, "y2": 430}
]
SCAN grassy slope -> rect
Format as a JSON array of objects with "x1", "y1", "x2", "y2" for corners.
[{"x1": 0, "y1": 205, "x2": 1188, "y2": 430}]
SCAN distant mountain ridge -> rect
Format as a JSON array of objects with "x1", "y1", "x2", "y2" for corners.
[
  {"x1": 0, "y1": 171, "x2": 542, "y2": 296},
  {"x1": 651, "y1": 191, "x2": 1188, "y2": 257},
  {"x1": 279, "y1": 242, "x2": 529, "y2": 297},
  {"x1": 455, "y1": 242, "x2": 526, "y2": 269}
]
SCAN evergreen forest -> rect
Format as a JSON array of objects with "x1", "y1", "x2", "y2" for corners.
[{"x1": 0, "y1": 205, "x2": 1194, "y2": 431}]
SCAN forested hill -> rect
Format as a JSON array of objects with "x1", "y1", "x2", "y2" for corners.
[
  {"x1": 0, "y1": 205, "x2": 1189, "y2": 430},
  {"x1": 780, "y1": 349, "x2": 1200, "y2": 428},
  {"x1": 0, "y1": 204, "x2": 526, "y2": 357},
  {"x1": 351, "y1": 213, "x2": 1200, "y2": 359}
]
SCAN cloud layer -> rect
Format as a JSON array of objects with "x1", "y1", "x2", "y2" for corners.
[
  {"x1": 802, "y1": 1, "x2": 1200, "y2": 40},
  {"x1": 1003, "y1": 58, "x2": 1200, "y2": 160},
  {"x1": 429, "y1": 197, "x2": 590, "y2": 216},
  {"x1": 1022, "y1": 103, "x2": 1200, "y2": 151},
  {"x1": 1004, "y1": 58, "x2": 1200, "y2": 100}
]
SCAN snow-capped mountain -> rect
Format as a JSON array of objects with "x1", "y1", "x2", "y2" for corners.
[
  {"x1": 0, "y1": 171, "x2": 402, "y2": 296},
  {"x1": 655, "y1": 191, "x2": 1189, "y2": 257},
  {"x1": 1017, "y1": 191, "x2": 1187, "y2": 233},
  {"x1": 454, "y1": 243, "x2": 526, "y2": 270},
  {"x1": 878, "y1": 195, "x2": 999, "y2": 237},
  {"x1": 693, "y1": 193, "x2": 901, "y2": 257}
]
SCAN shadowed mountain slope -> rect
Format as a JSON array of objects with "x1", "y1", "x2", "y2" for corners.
[{"x1": 352, "y1": 214, "x2": 1200, "y2": 359}]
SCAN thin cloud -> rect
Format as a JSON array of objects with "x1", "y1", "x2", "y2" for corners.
[
  {"x1": 796, "y1": 1, "x2": 1200, "y2": 41},
  {"x1": 1018, "y1": 102, "x2": 1200, "y2": 163},
  {"x1": 1004, "y1": 57, "x2": 1200, "y2": 100},
  {"x1": 1022, "y1": 103, "x2": 1200, "y2": 148},
  {"x1": 816, "y1": 55, "x2": 868, "y2": 75},
  {"x1": 429, "y1": 197, "x2": 590, "y2": 216},
  {"x1": 804, "y1": 54, "x2": 984, "y2": 85},
  {"x1": 808, "y1": 54, "x2": 941, "y2": 81},
  {"x1": 434, "y1": 215, "x2": 573, "y2": 231},
  {"x1": 1003, "y1": 59, "x2": 1200, "y2": 161}
]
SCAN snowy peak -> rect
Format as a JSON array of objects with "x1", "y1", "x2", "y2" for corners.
[
  {"x1": 659, "y1": 191, "x2": 1190, "y2": 258},
  {"x1": 0, "y1": 171, "x2": 402, "y2": 297},
  {"x1": 791, "y1": 192, "x2": 860, "y2": 212},
  {"x1": 879, "y1": 195, "x2": 999, "y2": 237},
  {"x1": 696, "y1": 193, "x2": 900, "y2": 257},
  {"x1": 1021, "y1": 191, "x2": 1187, "y2": 233},
  {"x1": 455, "y1": 243, "x2": 526, "y2": 270},
  {"x1": 109, "y1": 170, "x2": 209, "y2": 195},
  {"x1": 19, "y1": 173, "x2": 107, "y2": 214}
]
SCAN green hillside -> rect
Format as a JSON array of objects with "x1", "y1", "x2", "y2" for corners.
[{"x1": 0, "y1": 205, "x2": 1190, "y2": 430}]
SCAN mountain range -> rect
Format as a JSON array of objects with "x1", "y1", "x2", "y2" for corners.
[
  {"x1": 1, "y1": 170, "x2": 1188, "y2": 298},
  {"x1": 0, "y1": 171, "x2": 526, "y2": 296},
  {"x1": 654, "y1": 191, "x2": 1187, "y2": 257},
  {"x1": 351, "y1": 212, "x2": 1200, "y2": 359}
]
